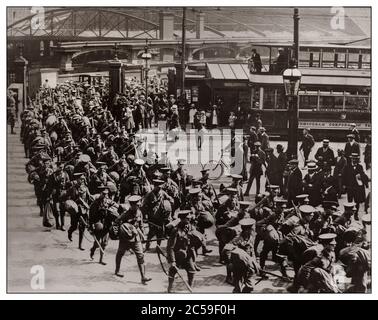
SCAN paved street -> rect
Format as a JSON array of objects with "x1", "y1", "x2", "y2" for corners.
[{"x1": 7, "y1": 125, "x2": 361, "y2": 293}]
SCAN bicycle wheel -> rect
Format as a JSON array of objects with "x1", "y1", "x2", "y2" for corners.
[{"x1": 206, "y1": 160, "x2": 224, "y2": 180}]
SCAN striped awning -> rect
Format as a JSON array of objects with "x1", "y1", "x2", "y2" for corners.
[{"x1": 207, "y1": 63, "x2": 250, "y2": 80}]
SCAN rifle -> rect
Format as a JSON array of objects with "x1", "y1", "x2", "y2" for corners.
[
  {"x1": 79, "y1": 216, "x2": 105, "y2": 255},
  {"x1": 156, "y1": 245, "x2": 193, "y2": 293},
  {"x1": 291, "y1": 201, "x2": 303, "y2": 220}
]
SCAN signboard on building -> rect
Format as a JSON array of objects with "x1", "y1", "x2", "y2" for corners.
[{"x1": 299, "y1": 120, "x2": 371, "y2": 130}]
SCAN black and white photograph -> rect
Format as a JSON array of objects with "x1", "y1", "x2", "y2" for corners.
[{"x1": 5, "y1": 4, "x2": 372, "y2": 294}]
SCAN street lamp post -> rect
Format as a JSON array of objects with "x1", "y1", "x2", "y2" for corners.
[
  {"x1": 141, "y1": 39, "x2": 152, "y2": 98},
  {"x1": 282, "y1": 65, "x2": 302, "y2": 160}
]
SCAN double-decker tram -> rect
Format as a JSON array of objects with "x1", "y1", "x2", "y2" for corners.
[{"x1": 248, "y1": 43, "x2": 371, "y2": 140}]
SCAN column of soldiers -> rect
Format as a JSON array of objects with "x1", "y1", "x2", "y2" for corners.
[{"x1": 19, "y1": 80, "x2": 371, "y2": 293}]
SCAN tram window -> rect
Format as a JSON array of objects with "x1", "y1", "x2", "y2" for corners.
[
  {"x1": 336, "y1": 53, "x2": 346, "y2": 68},
  {"x1": 263, "y1": 87, "x2": 275, "y2": 109},
  {"x1": 299, "y1": 95, "x2": 318, "y2": 109},
  {"x1": 319, "y1": 95, "x2": 343, "y2": 110},
  {"x1": 299, "y1": 51, "x2": 309, "y2": 67},
  {"x1": 362, "y1": 53, "x2": 371, "y2": 69},
  {"x1": 345, "y1": 96, "x2": 370, "y2": 111},
  {"x1": 322, "y1": 52, "x2": 335, "y2": 68},
  {"x1": 348, "y1": 53, "x2": 360, "y2": 69}
]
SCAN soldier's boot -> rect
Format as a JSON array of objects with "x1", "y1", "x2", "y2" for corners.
[
  {"x1": 226, "y1": 264, "x2": 233, "y2": 285},
  {"x1": 259, "y1": 258, "x2": 269, "y2": 279},
  {"x1": 78, "y1": 230, "x2": 85, "y2": 250},
  {"x1": 67, "y1": 227, "x2": 73, "y2": 241},
  {"x1": 39, "y1": 204, "x2": 44, "y2": 217},
  {"x1": 114, "y1": 252, "x2": 124, "y2": 277},
  {"x1": 280, "y1": 264, "x2": 288, "y2": 278},
  {"x1": 99, "y1": 251, "x2": 107, "y2": 265},
  {"x1": 167, "y1": 276, "x2": 175, "y2": 293},
  {"x1": 90, "y1": 246, "x2": 96, "y2": 260},
  {"x1": 55, "y1": 216, "x2": 61, "y2": 230},
  {"x1": 139, "y1": 263, "x2": 152, "y2": 284},
  {"x1": 202, "y1": 244, "x2": 212, "y2": 256},
  {"x1": 354, "y1": 212, "x2": 359, "y2": 221},
  {"x1": 60, "y1": 214, "x2": 65, "y2": 231},
  {"x1": 187, "y1": 273, "x2": 195, "y2": 288}
]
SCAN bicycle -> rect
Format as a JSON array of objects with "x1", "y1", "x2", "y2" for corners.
[{"x1": 204, "y1": 149, "x2": 231, "y2": 180}]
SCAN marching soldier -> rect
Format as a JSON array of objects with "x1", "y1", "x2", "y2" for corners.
[
  {"x1": 160, "y1": 167, "x2": 180, "y2": 211},
  {"x1": 89, "y1": 162, "x2": 115, "y2": 194},
  {"x1": 114, "y1": 195, "x2": 152, "y2": 284},
  {"x1": 186, "y1": 188, "x2": 214, "y2": 256},
  {"x1": 199, "y1": 169, "x2": 217, "y2": 204},
  {"x1": 232, "y1": 217, "x2": 256, "y2": 257},
  {"x1": 221, "y1": 240, "x2": 260, "y2": 293},
  {"x1": 88, "y1": 186, "x2": 119, "y2": 265},
  {"x1": 143, "y1": 179, "x2": 174, "y2": 250},
  {"x1": 67, "y1": 172, "x2": 93, "y2": 250},
  {"x1": 216, "y1": 188, "x2": 240, "y2": 227},
  {"x1": 220, "y1": 174, "x2": 244, "y2": 200},
  {"x1": 339, "y1": 245, "x2": 371, "y2": 293},
  {"x1": 289, "y1": 233, "x2": 339, "y2": 293},
  {"x1": 120, "y1": 158, "x2": 149, "y2": 202},
  {"x1": 47, "y1": 161, "x2": 71, "y2": 230},
  {"x1": 166, "y1": 210, "x2": 198, "y2": 293}
]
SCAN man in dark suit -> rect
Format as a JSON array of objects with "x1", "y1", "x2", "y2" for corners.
[
  {"x1": 248, "y1": 49, "x2": 262, "y2": 73},
  {"x1": 333, "y1": 149, "x2": 347, "y2": 199},
  {"x1": 276, "y1": 144, "x2": 287, "y2": 195},
  {"x1": 302, "y1": 162, "x2": 323, "y2": 207},
  {"x1": 344, "y1": 134, "x2": 360, "y2": 163},
  {"x1": 314, "y1": 139, "x2": 335, "y2": 170},
  {"x1": 342, "y1": 153, "x2": 369, "y2": 220},
  {"x1": 299, "y1": 128, "x2": 315, "y2": 166},
  {"x1": 287, "y1": 159, "x2": 303, "y2": 206}
]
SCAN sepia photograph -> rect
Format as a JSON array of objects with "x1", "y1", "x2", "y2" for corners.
[{"x1": 6, "y1": 5, "x2": 371, "y2": 294}]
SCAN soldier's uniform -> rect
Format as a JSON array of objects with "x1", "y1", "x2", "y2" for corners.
[
  {"x1": 114, "y1": 195, "x2": 152, "y2": 284},
  {"x1": 120, "y1": 159, "x2": 149, "y2": 203},
  {"x1": 37, "y1": 159, "x2": 55, "y2": 227},
  {"x1": 88, "y1": 187, "x2": 119, "y2": 264},
  {"x1": 143, "y1": 179, "x2": 174, "y2": 250},
  {"x1": 90, "y1": 162, "x2": 115, "y2": 194},
  {"x1": 47, "y1": 161, "x2": 71, "y2": 230},
  {"x1": 220, "y1": 174, "x2": 244, "y2": 201},
  {"x1": 166, "y1": 210, "x2": 198, "y2": 293},
  {"x1": 160, "y1": 167, "x2": 180, "y2": 211},
  {"x1": 222, "y1": 236, "x2": 260, "y2": 293},
  {"x1": 171, "y1": 159, "x2": 191, "y2": 208},
  {"x1": 186, "y1": 188, "x2": 214, "y2": 256},
  {"x1": 67, "y1": 173, "x2": 93, "y2": 250}
]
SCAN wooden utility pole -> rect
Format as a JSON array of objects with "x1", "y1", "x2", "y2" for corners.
[{"x1": 180, "y1": 7, "x2": 186, "y2": 104}]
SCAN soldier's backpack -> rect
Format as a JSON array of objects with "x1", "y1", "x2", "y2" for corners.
[
  {"x1": 119, "y1": 222, "x2": 138, "y2": 241},
  {"x1": 109, "y1": 224, "x2": 119, "y2": 240}
]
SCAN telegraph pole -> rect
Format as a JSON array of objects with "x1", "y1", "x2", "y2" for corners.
[{"x1": 180, "y1": 7, "x2": 186, "y2": 105}]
